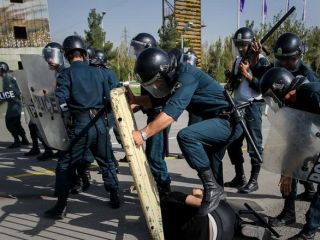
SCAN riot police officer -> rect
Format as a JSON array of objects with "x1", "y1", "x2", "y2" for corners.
[
  {"x1": 224, "y1": 27, "x2": 269, "y2": 194},
  {"x1": 90, "y1": 49, "x2": 122, "y2": 168},
  {"x1": 0, "y1": 62, "x2": 29, "y2": 148},
  {"x1": 44, "y1": 36, "x2": 120, "y2": 219},
  {"x1": 43, "y1": 41, "x2": 92, "y2": 192},
  {"x1": 130, "y1": 33, "x2": 172, "y2": 195},
  {"x1": 128, "y1": 48, "x2": 243, "y2": 216},
  {"x1": 252, "y1": 32, "x2": 319, "y2": 82},
  {"x1": 86, "y1": 46, "x2": 95, "y2": 65},
  {"x1": 260, "y1": 67, "x2": 320, "y2": 240},
  {"x1": 251, "y1": 32, "x2": 319, "y2": 227}
]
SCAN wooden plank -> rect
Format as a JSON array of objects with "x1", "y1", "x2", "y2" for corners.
[{"x1": 110, "y1": 88, "x2": 164, "y2": 240}]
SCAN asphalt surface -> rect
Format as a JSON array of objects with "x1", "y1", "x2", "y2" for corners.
[{"x1": 0, "y1": 110, "x2": 319, "y2": 240}]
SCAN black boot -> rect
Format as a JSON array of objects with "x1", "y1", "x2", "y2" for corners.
[
  {"x1": 297, "y1": 181, "x2": 316, "y2": 202},
  {"x1": 37, "y1": 150, "x2": 54, "y2": 161},
  {"x1": 81, "y1": 164, "x2": 91, "y2": 192},
  {"x1": 70, "y1": 172, "x2": 82, "y2": 195},
  {"x1": 24, "y1": 147, "x2": 40, "y2": 156},
  {"x1": 224, "y1": 163, "x2": 247, "y2": 188},
  {"x1": 157, "y1": 183, "x2": 171, "y2": 200},
  {"x1": 269, "y1": 198, "x2": 296, "y2": 227},
  {"x1": 287, "y1": 226, "x2": 316, "y2": 240},
  {"x1": 197, "y1": 168, "x2": 224, "y2": 216},
  {"x1": 109, "y1": 189, "x2": 121, "y2": 209},
  {"x1": 8, "y1": 141, "x2": 21, "y2": 148},
  {"x1": 44, "y1": 196, "x2": 67, "y2": 219},
  {"x1": 8, "y1": 135, "x2": 21, "y2": 148},
  {"x1": 20, "y1": 135, "x2": 29, "y2": 145},
  {"x1": 239, "y1": 164, "x2": 260, "y2": 194}
]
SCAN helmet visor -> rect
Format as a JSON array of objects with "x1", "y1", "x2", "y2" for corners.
[
  {"x1": 263, "y1": 89, "x2": 284, "y2": 112},
  {"x1": 140, "y1": 73, "x2": 171, "y2": 98},
  {"x1": 129, "y1": 40, "x2": 147, "y2": 58},
  {"x1": 275, "y1": 57, "x2": 301, "y2": 72},
  {"x1": 42, "y1": 48, "x2": 64, "y2": 67},
  {"x1": 91, "y1": 57, "x2": 103, "y2": 66},
  {"x1": 232, "y1": 41, "x2": 250, "y2": 58}
]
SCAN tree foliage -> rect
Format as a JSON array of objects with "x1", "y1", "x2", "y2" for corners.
[
  {"x1": 84, "y1": 9, "x2": 116, "y2": 61},
  {"x1": 202, "y1": 11, "x2": 320, "y2": 81},
  {"x1": 109, "y1": 41, "x2": 136, "y2": 81},
  {"x1": 158, "y1": 16, "x2": 182, "y2": 50}
]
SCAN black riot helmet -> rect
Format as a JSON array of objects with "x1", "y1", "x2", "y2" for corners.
[
  {"x1": 0, "y1": 62, "x2": 9, "y2": 74},
  {"x1": 91, "y1": 50, "x2": 107, "y2": 66},
  {"x1": 86, "y1": 46, "x2": 95, "y2": 63},
  {"x1": 274, "y1": 33, "x2": 303, "y2": 60},
  {"x1": 130, "y1": 33, "x2": 157, "y2": 57},
  {"x1": 260, "y1": 67, "x2": 308, "y2": 110},
  {"x1": 233, "y1": 27, "x2": 254, "y2": 45},
  {"x1": 62, "y1": 35, "x2": 87, "y2": 61},
  {"x1": 168, "y1": 48, "x2": 182, "y2": 69},
  {"x1": 135, "y1": 48, "x2": 175, "y2": 98},
  {"x1": 42, "y1": 42, "x2": 64, "y2": 67},
  {"x1": 181, "y1": 50, "x2": 197, "y2": 66}
]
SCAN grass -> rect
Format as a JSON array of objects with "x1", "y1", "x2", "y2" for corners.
[{"x1": 129, "y1": 85, "x2": 141, "y2": 96}]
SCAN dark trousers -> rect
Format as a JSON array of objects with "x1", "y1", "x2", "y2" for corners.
[
  {"x1": 306, "y1": 184, "x2": 320, "y2": 230},
  {"x1": 146, "y1": 114, "x2": 171, "y2": 187},
  {"x1": 5, "y1": 114, "x2": 26, "y2": 141},
  {"x1": 55, "y1": 116, "x2": 118, "y2": 197},
  {"x1": 227, "y1": 103, "x2": 263, "y2": 167},
  {"x1": 280, "y1": 179, "x2": 320, "y2": 231},
  {"x1": 177, "y1": 117, "x2": 243, "y2": 186},
  {"x1": 28, "y1": 122, "x2": 51, "y2": 151}
]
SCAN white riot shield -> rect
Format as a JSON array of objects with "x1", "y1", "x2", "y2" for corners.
[
  {"x1": 14, "y1": 70, "x2": 32, "y2": 122},
  {"x1": 14, "y1": 70, "x2": 47, "y2": 140},
  {"x1": 262, "y1": 107, "x2": 320, "y2": 183},
  {"x1": 20, "y1": 54, "x2": 69, "y2": 151}
]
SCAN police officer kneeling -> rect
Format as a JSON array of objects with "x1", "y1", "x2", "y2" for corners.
[
  {"x1": 44, "y1": 36, "x2": 120, "y2": 219},
  {"x1": 129, "y1": 48, "x2": 243, "y2": 216},
  {"x1": 260, "y1": 67, "x2": 320, "y2": 240}
]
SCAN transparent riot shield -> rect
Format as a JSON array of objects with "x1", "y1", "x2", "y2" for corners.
[
  {"x1": 262, "y1": 107, "x2": 320, "y2": 183},
  {"x1": 0, "y1": 76, "x2": 8, "y2": 119},
  {"x1": 20, "y1": 54, "x2": 69, "y2": 150},
  {"x1": 13, "y1": 70, "x2": 47, "y2": 141}
]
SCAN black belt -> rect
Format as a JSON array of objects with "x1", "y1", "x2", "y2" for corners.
[{"x1": 71, "y1": 109, "x2": 103, "y2": 118}]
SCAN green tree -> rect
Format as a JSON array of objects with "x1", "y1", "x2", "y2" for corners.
[
  {"x1": 205, "y1": 38, "x2": 226, "y2": 82},
  {"x1": 158, "y1": 16, "x2": 181, "y2": 50},
  {"x1": 222, "y1": 36, "x2": 233, "y2": 72},
  {"x1": 110, "y1": 41, "x2": 136, "y2": 82},
  {"x1": 203, "y1": 11, "x2": 319, "y2": 83},
  {"x1": 84, "y1": 9, "x2": 115, "y2": 61},
  {"x1": 305, "y1": 26, "x2": 320, "y2": 75}
]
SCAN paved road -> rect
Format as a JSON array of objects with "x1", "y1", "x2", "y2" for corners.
[{"x1": 0, "y1": 111, "x2": 318, "y2": 240}]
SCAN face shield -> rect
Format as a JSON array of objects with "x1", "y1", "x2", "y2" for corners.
[
  {"x1": 232, "y1": 40, "x2": 251, "y2": 58},
  {"x1": 129, "y1": 40, "x2": 148, "y2": 58},
  {"x1": 274, "y1": 55, "x2": 301, "y2": 72},
  {"x1": 263, "y1": 89, "x2": 285, "y2": 112},
  {"x1": 42, "y1": 48, "x2": 64, "y2": 69},
  {"x1": 140, "y1": 73, "x2": 172, "y2": 98}
]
